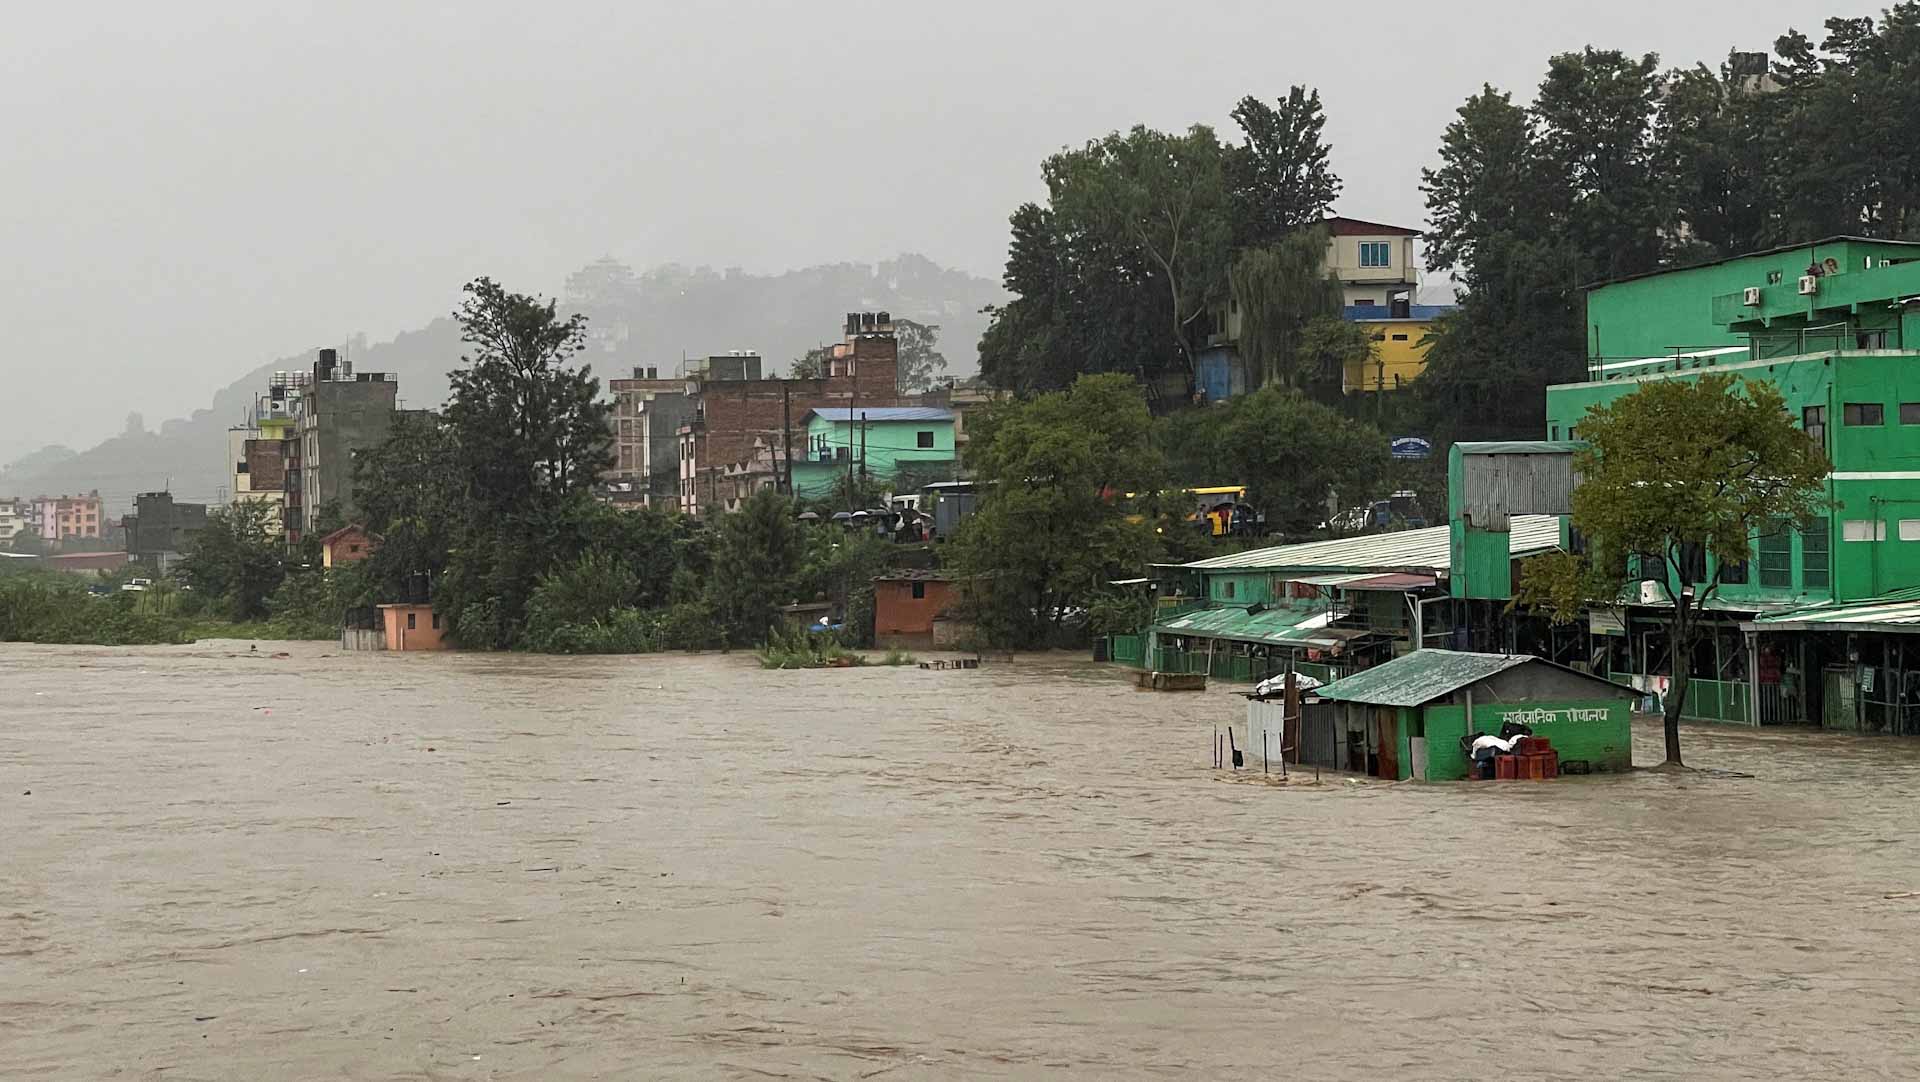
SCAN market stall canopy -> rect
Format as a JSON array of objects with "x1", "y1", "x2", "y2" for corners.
[
  {"x1": 1150, "y1": 605, "x2": 1359, "y2": 649},
  {"x1": 1167, "y1": 515, "x2": 1562, "y2": 575}
]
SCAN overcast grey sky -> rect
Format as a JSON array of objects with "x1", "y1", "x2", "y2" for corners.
[{"x1": 0, "y1": 0, "x2": 1852, "y2": 460}]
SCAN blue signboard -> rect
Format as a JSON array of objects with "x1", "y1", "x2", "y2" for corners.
[{"x1": 1391, "y1": 436, "x2": 1433, "y2": 460}]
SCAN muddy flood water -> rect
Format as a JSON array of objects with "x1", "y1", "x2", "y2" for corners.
[{"x1": 7, "y1": 642, "x2": 1920, "y2": 1080}]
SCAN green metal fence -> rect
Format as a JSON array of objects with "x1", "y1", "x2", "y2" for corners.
[
  {"x1": 1678, "y1": 677, "x2": 1752, "y2": 725},
  {"x1": 1107, "y1": 634, "x2": 1146, "y2": 668}
]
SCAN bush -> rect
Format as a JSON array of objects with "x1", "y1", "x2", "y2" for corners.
[{"x1": 757, "y1": 625, "x2": 864, "y2": 669}]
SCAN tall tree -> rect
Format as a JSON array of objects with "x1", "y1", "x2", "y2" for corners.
[
  {"x1": 1517, "y1": 374, "x2": 1829, "y2": 766},
  {"x1": 1226, "y1": 87, "x2": 1342, "y2": 250},
  {"x1": 435, "y1": 278, "x2": 615, "y2": 647},
  {"x1": 1533, "y1": 48, "x2": 1669, "y2": 282},
  {"x1": 703, "y1": 488, "x2": 805, "y2": 646},
  {"x1": 1416, "y1": 85, "x2": 1585, "y2": 439},
  {"x1": 893, "y1": 319, "x2": 949, "y2": 393},
  {"x1": 1045, "y1": 125, "x2": 1232, "y2": 393},
  {"x1": 1227, "y1": 227, "x2": 1344, "y2": 389},
  {"x1": 353, "y1": 411, "x2": 460, "y2": 604}
]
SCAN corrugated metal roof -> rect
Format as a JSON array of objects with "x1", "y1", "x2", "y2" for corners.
[
  {"x1": 1151, "y1": 605, "x2": 1346, "y2": 648},
  {"x1": 1748, "y1": 587, "x2": 1920, "y2": 631},
  {"x1": 1454, "y1": 440, "x2": 1586, "y2": 455},
  {"x1": 1312, "y1": 650, "x2": 1535, "y2": 707},
  {"x1": 809, "y1": 407, "x2": 954, "y2": 423},
  {"x1": 1178, "y1": 515, "x2": 1562, "y2": 573}
]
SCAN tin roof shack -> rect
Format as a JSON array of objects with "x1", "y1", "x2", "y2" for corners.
[{"x1": 1304, "y1": 650, "x2": 1633, "y2": 781}]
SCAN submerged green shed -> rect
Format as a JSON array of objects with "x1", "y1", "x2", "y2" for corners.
[{"x1": 1305, "y1": 650, "x2": 1634, "y2": 781}]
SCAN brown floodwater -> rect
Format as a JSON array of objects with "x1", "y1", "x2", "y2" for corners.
[{"x1": 5, "y1": 641, "x2": 1920, "y2": 1080}]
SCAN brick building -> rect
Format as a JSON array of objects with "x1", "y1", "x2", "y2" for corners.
[{"x1": 678, "y1": 313, "x2": 932, "y2": 516}]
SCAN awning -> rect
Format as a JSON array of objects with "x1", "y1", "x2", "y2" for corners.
[
  {"x1": 1744, "y1": 588, "x2": 1920, "y2": 633},
  {"x1": 1150, "y1": 605, "x2": 1351, "y2": 649},
  {"x1": 1289, "y1": 571, "x2": 1437, "y2": 591}
]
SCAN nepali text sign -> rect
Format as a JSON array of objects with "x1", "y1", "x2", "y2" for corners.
[{"x1": 1390, "y1": 436, "x2": 1432, "y2": 460}]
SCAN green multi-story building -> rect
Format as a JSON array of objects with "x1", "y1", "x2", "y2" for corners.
[
  {"x1": 788, "y1": 407, "x2": 957, "y2": 500},
  {"x1": 1546, "y1": 237, "x2": 1920, "y2": 732}
]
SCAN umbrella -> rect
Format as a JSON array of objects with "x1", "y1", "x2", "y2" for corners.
[{"x1": 796, "y1": 511, "x2": 820, "y2": 521}]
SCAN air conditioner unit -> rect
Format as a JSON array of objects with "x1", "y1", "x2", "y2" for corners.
[
  {"x1": 1743, "y1": 286, "x2": 1762, "y2": 306},
  {"x1": 1798, "y1": 275, "x2": 1819, "y2": 296}
]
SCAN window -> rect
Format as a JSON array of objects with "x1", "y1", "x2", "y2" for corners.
[
  {"x1": 406, "y1": 612, "x2": 417, "y2": 630},
  {"x1": 1858, "y1": 330, "x2": 1890, "y2": 350},
  {"x1": 1224, "y1": 580, "x2": 1237, "y2": 599},
  {"x1": 1803, "y1": 519, "x2": 1830, "y2": 588},
  {"x1": 1902, "y1": 404, "x2": 1920, "y2": 425},
  {"x1": 1767, "y1": 270, "x2": 1784, "y2": 285},
  {"x1": 1803, "y1": 405, "x2": 1827, "y2": 445},
  {"x1": 911, "y1": 581, "x2": 926, "y2": 600},
  {"x1": 1844, "y1": 402, "x2": 1884, "y2": 425},
  {"x1": 348, "y1": 543, "x2": 361, "y2": 554},
  {"x1": 1550, "y1": 424, "x2": 1560, "y2": 440},
  {"x1": 1353, "y1": 297, "x2": 1377, "y2": 307},
  {"x1": 1679, "y1": 542, "x2": 1708, "y2": 584},
  {"x1": 1721, "y1": 558, "x2": 1749, "y2": 585},
  {"x1": 1902, "y1": 520, "x2": 1920, "y2": 542},
  {"x1": 916, "y1": 430, "x2": 934, "y2": 449},
  {"x1": 1758, "y1": 526, "x2": 1793, "y2": 588},
  {"x1": 431, "y1": 613, "x2": 442, "y2": 630},
  {"x1": 236, "y1": 460, "x2": 249, "y2": 474},
  {"x1": 1843, "y1": 519, "x2": 1886, "y2": 542},
  {"x1": 1567, "y1": 427, "x2": 1579, "y2": 440},
  {"x1": 1359, "y1": 241, "x2": 1392, "y2": 267},
  {"x1": 1391, "y1": 333, "x2": 1410, "y2": 341}
]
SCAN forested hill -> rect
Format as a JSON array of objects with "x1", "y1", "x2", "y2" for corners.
[{"x1": 0, "y1": 254, "x2": 1002, "y2": 516}]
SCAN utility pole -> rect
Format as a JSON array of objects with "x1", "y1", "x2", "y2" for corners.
[
  {"x1": 859, "y1": 411, "x2": 868, "y2": 483},
  {"x1": 781, "y1": 386, "x2": 793, "y2": 495}
]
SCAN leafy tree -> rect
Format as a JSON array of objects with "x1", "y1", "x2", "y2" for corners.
[
  {"x1": 1217, "y1": 387, "x2": 1391, "y2": 535},
  {"x1": 703, "y1": 488, "x2": 806, "y2": 646},
  {"x1": 1047, "y1": 125, "x2": 1232, "y2": 394},
  {"x1": 1416, "y1": 85, "x2": 1586, "y2": 439},
  {"x1": 1227, "y1": 228, "x2": 1343, "y2": 390},
  {"x1": 432, "y1": 278, "x2": 615, "y2": 646},
  {"x1": 893, "y1": 318, "x2": 949, "y2": 392},
  {"x1": 1301, "y1": 316, "x2": 1378, "y2": 393},
  {"x1": 951, "y1": 374, "x2": 1163, "y2": 646},
  {"x1": 789, "y1": 344, "x2": 832, "y2": 379},
  {"x1": 1516, "y1": 374, "x2": 1829, "y2": 766},
  {"x1": 354, "y1": 412, "x2": 460, "y2": 604},
  {"x1": 1534, "y1": 48, "x2": 1669, "y2": 283},
  {"x1": 178, "y1": 500, "x2": 286, "y2": 621},
  {"x1": 1226, "y1": 87, "x2": 1342, "y2": 250},
  {"x1": 446, "y1": 277, "x2": 612, "y2": 518}
]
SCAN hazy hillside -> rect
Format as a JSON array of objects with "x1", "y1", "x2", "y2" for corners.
[{"x1": 0, "y1": 255, "x2": 1002, "y2": 516}]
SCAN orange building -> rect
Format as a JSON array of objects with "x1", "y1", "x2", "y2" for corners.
[
  {"x1": 872, "y1": 570, "x2": 959, "y2": 649},
  {"x1": 320, "y1": 524, "x2": 377, "y2": 568},
  {"x1": 32, "y1": 491, "x2": 104, "y2": 543},
  {"x1": 379, "y1": 604, "x2": 448, "y2": 651}
]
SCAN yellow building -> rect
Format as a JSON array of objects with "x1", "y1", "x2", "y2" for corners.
[{"x1": 1345, "y1": 317, "x2": 1441, "y2": 394}]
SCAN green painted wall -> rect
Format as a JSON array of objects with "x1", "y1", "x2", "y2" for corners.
[
  {"x1": 1206, "y1": 571, "x2": 1274, "y2": 604},
  {"x1": 1549, "y1": 350, "x2": 1920, "y2": 603},
  {"x1": 790, "y1": 415, "x2": 957, "y2": 498},
  {"x1": 1419, "y1": 698, "x2": 1632, "y2": 781},
  {"x1": 1586, "y1": 240, "x2": 1920, "y2": 362}
]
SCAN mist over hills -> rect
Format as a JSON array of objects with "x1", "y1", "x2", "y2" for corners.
[{"x1": 1, "y1": 255, "x2": 1002, "y2": 516}]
